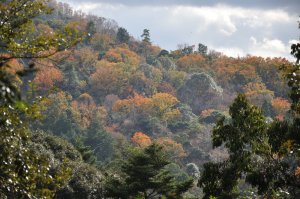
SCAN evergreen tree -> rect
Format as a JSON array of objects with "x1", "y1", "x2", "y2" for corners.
[
  {"x1": 105, "y1": 143, "x2": 193, "y2": 198},
  {"x1": 117, "y1": 27, "x2": 130, "y2": 44},
  {"x1": 141, "y1": 29, "x2": 151, "y2": 43},
  {"x1": 198, "y1": 43, "x2": 208, "y2": 55},
  {"x1": 85, "y1": 21, "x2": 96, "y2": 44},
  {"x1": 84, "y1": 114, "x2": 115, "y2": 164},
  {"x1": 199, "y1": 94, "x2": 270, "y2": 198}
]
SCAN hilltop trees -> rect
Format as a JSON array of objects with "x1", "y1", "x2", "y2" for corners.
[
  {"x1": 117, "y1": 27, "x2": 130, "y2": 44},
  {"x1": 141, "y1": 29, "x2": 151, "y2": 43}
]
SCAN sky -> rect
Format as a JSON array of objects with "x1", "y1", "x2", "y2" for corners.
[{"x1": 59, "y1": 0, "x2": 300, "y2": 59}]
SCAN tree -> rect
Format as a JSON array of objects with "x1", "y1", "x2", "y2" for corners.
[
  {"x1": 105, "y1": 143, "x2": 193, "y2": 198},
  {"x1": 85, "y1": 21, "x2": 96, "y2": 43},
  {"x1": 141, "y1": 29, "x2": 151, "y2": 43},
  {"x1": 84, "y1": 113, "x2": 115, "y2": 164},
  {"x1": 155, "y1": 137, "x2": 187, "y2": 160},
  {"x1": 0, "y1": 0, "x2": 80, "y2": 197},
  {"x1": 131, "y1": 132, "x2": 152, "y2": 148},
  {"x1": 117, "y1": 27, "x2": 130, "y2": 44},
  {"x1": 198, "y1": 94, "x2": 270, "y2": 198},
  {"x1": 198, "y1": 43, "x2": 208, "y2": 55}
]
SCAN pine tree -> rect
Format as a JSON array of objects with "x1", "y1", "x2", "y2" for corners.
[
  {"x1": 105, "y1": 143, "x2": 193, "y2": 198},
  {"x1": 84, "y1": 114, "x2": 115, "y2": 163},
  {"x1": 141, "y1": 29, "x2": 151, "y2": 43}
]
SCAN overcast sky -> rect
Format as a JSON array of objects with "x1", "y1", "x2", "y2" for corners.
[{"x1": 59, "y1": 0, "x2": 299, "y2": 59}]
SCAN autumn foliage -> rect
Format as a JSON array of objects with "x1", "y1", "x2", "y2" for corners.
[
  {"x1": 271, "y1": 97, "x2": 290, "y2": 120},
  {"x1": 131, "y1": 132, "x2": 152, "y2": 147},
  {"x1": 156, "y1": 137, "x2": 186, "y2": 159},
  {"x1": 34, "y1": 63, "x2": 63, "y2": 90}
]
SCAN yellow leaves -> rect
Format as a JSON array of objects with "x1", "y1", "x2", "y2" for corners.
[
  {"x1": 177, "y1": 53, "x2": 205, "y2": 72},
  {"x1": 131, "y1": 132, "x2": 152, "y2": 147},
  {"x1": 151, "y1": 93, "x2": 180, "y2": 121}
]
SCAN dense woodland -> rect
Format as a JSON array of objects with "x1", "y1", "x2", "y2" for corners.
[{"x1": 1, "y1": 0, "x2": 300, "y2": 198}]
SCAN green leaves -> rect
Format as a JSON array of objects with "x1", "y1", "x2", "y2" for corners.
[
  {"x1": 105, "y1": 144, "x2": 193, "y2": 198},
  {"x1": 200, "y1": 94, "x2": 272, "y2": 198}
]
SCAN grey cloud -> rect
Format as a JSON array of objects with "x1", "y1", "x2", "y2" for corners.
[{"x1": 63, "y1": 0, "x2": 300, "y2": 14}]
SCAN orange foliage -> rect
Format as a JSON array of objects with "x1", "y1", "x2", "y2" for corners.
[
  {"x1": 104, "y1": 45, "x2": 141, "y2": 65},
  {"x1": 177, "y1": 54, "x2": 205, "y2": 72},
  {"x1": 34, "y1": 63, "x2": 63, "y2": 90},
  {"x1": 272, "y1": 97, "x2": 290, "y2": 120},
  {"x1": 4, "y1": 58, "x2": 23, "y2": 75},
  {"x1": 212, "y1": 57, "x2": 258, "y2": 85},
  {"x1": 156, "y1": 137, "x2": 186, "y2": 159},
  {"x1": 131, "y1": 132, "x2": 152, "y2": 147},
  {"x1": 295, "y1": 167, "x2": 300, "y2": 177},
  {"x1": 112, "y1": 94, "x2": 151, "y2": 113},
  {"x1": 112, "y1": 93, "x2": 180, "y2": 122},
  {"x1": 90, "y1": 61, "x2": 129, "y2": 97}
]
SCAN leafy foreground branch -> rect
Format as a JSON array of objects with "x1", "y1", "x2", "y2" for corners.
[{"x1": 0, "y1": 0, "x2": 81, "y2": 198}]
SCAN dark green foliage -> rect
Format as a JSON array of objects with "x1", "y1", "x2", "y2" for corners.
[
  {"x1": 291, "y1": 43, "x2": 300, "y2": 64},
  {"x1": 158, "y1": 49, "x2": 170, "y2": 57},
  {"x1": 105, "y1": 144, "x2": 193, "y2": 198},
  {"x1": 199, "y1": 94, "x2": 271, "y2": 198},
  {"x1": 198, "y1": 43, "x2": 208, "y2": 55},
  {"x1": 73, "y1": 137, "x2": 96, "y2": 165},
  {"x1": 267, "y1": 120, "x2": 290, "y2": 153},
  {"x1": 84, "y1": 116, "x2": 115, "y2": 164},
  {"x1": 261, "y1": 100, "x2": 276, "y2": 117},
  {"x1": 181, "y1": 45, "x2": 195, "y2": 56},
  {"x1": 141, "y1": 29, "x2": 151, "y2": 43},
  {"x1": 117, "y1": 27, "x2": 130, "y2": 44},
  {"x1": 85, "y1": 21, "x2": 96, "y2": 43}
]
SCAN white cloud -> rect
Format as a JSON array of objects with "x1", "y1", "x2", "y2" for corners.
[
  {"x1": 60, "y1": 0, "x2": 298, "y2": 59},
  {"x1": 212, "y1": 47, "x2": 245, "y2": 57},
  {"x1": 248, "y1": 37, "x2": 294, "y2": 59}
]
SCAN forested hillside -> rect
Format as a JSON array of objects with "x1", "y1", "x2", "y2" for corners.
[{"x1": 1, "y1": 0, "x2": 300, "y2": 198}]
